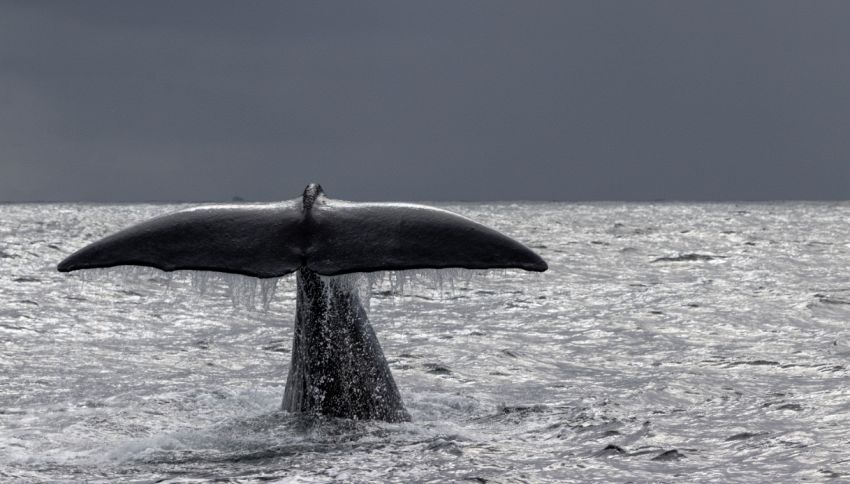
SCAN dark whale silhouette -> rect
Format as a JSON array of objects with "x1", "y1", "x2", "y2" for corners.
[{"x1": 58, "y1": 184, "x2": 547, "y2": 422}]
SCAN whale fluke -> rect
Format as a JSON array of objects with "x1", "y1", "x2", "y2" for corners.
[{"x1": 57, "y1": 184, "x2": 546, "y2": 277}]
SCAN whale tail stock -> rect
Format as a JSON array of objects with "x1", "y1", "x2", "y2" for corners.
[{"x1": 57, "y1": 183, "x2": 547, "y2": 277}]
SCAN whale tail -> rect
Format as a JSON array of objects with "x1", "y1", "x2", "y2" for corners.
[
  {"x1": 57, "y1": 184, "x2": 547, "y2": 277},
  {"x1": 58, "y1": 184, "x2": 547, "y2": 422}
]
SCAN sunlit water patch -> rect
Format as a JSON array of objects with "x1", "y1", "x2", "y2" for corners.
[{"x1": 2, "y1": 202, "x2": 850, "y2": 482}]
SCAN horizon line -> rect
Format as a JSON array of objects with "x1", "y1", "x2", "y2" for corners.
[{"x1": 3, "y1": 198, "x2": 850, "y2": 204}]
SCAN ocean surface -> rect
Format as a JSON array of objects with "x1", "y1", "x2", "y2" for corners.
[{"x1": 2, "y1": 202, "x2": 849, "y2": 483}]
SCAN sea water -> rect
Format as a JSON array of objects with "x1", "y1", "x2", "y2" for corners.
[{"x1": 1, "y1": 202, "x2": 849, "y2": 482}]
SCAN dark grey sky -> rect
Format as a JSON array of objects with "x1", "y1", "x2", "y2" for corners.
[{"x1": 1, "y1": 1, "x2": 849, "y2": 202}]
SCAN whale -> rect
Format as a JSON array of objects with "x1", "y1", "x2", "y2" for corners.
[{"x1": 58, "y1": 184, "x2": 547, "y2": 422}]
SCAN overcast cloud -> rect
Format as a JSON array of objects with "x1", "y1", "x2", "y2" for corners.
[{"x1": 1, "y1": 1, "x2": 848, "y2": 201}]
